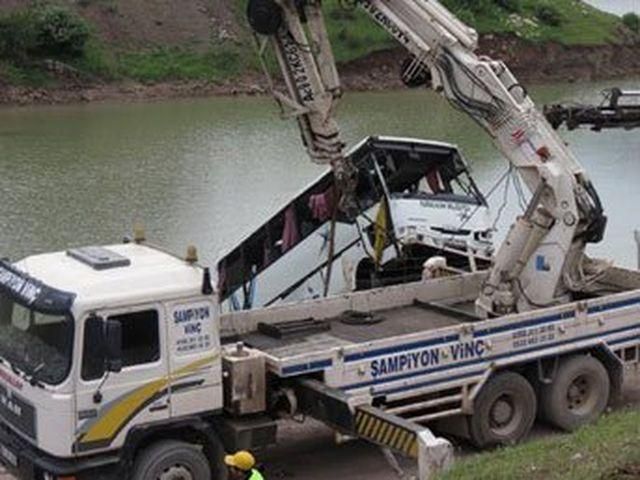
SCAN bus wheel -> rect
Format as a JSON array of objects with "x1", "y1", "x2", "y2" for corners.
[
  {"x1": 540, "y1": 355, "x2": 610, "y2": 432},
  {"x1": 468, "y1": 371, "x2": 536, "y2": 449},
  {"x1": 132, "y1": 440, "x2": 212, "y2": 480}
]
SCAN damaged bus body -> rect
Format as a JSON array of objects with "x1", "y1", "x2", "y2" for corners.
[{"x1": 217, "y1": 136, "x2": 493, "y2": 311}]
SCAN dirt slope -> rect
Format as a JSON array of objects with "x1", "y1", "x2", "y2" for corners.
[
  {"x1": 79, "y1": 0, "x2": 244, "y2": 50},
  {"x1": 0, "y1": 1, "x2": 639, "y2": 105},
  {"x1": 339, "y1": 36, "x2": 640, "y2": 92},
  {"x1": 0, "y1": 0, "x2": 245, "y2": 49}
]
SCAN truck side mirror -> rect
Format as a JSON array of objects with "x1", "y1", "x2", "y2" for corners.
[{"x1": 105, "y1": 319, "x2": 123, "y2": 373}]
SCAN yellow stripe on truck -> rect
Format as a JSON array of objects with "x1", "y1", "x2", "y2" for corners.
[
  {"x1": 79, "y1": 355, "x2": 217, "y2": 445},
  {"x1": 80, "y1": 378, "x2": 168, "y2": 443}
]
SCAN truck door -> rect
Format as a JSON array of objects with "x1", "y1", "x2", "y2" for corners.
[
  {"x1": 166, "y1": 298, "x2": 223, "y2": 418},
  {"x1": 74, "y1": 305, "x2": 170, "y2": 453}
]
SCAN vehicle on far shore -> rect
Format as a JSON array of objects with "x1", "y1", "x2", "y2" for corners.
[
  {"x1": 545, "y1": 88, "x2": 640, "y2": 131},
  {"x1": 217, "y1": 136, "x2": 493, "y2": 312}
]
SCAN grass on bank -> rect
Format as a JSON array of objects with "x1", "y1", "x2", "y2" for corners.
[
  {"x1": 440, "y1": 408, "x2": 640, "y2": 480},
  {"x1": 231, "y1": 0, "x2": 627, "y2": 77},
  {"x1": 1, "y1": 46, "x2": 245, "y2": 87},
  {"x1": 112, "y1": 47, "x2": 244, "y2": 83},
  {"x1": 517, "y1": 0, "x2": 622, "y2": 44},
  {"x1": 439, "y1": 0, "x2": 623, "y2": 45},
  {"x1": 0, "y1": 0, "x2": 633, "y2": 88},
  {"x1": 319, "y1": 0, "x2": 626, "y2": 60},
  {"x1": 0, "y1": 61, "x2": 54, "y2": 86}
]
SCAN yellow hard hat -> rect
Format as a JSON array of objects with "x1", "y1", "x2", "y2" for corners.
[{"x1": 224, "y1": 451, "x2": 256, "y2": 471}]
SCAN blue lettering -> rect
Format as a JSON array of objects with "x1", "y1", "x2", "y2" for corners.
[
  {"x1": 399, "y1": 355, "x2": 408, "y2": 371},
  {"x1": 450, "y1": 344, "x2": 461, "y2": 361},
  {"x1": 464, "y1": 343, "x2": 475, "y2": 358},
  {"x1": 185, "y1": 323, "x2": 202, "y2": 334},
  {"x1": 369, "y1": 347, "x2": 443, "y2": 379},
  {"x1": 420, "y1": 349, "x2": 439, "y2": 366},
  {"x1": 410, "y1": 352, "x2": 420, "y2": 368},
  {"x1": 368, "y1": 341, "x2": 487, "y2": 379},
  {"x1": 174, "y1": 306, "x2": 211, "y2": 324},
  {"x1": 387, "y1": 357, "x2": 399, "y2": 374},
  {"x1": 379, "y1": 359, "x2": 388, "y2": 376},
  {"x1": 449, "y1": 340, "x2": 485, "y2": 360}
]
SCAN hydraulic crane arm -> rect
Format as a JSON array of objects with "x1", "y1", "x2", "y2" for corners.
[
  {"x1": 247, "y1": 0, "x2": 608, "y2": 317},
  {"x1": 247, "y1": 0, "x2": 357, "y2": 213}
]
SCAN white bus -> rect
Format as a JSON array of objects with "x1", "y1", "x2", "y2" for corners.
[{"x1": 217, "y1": 136, "x2": 493, "y2": 311}]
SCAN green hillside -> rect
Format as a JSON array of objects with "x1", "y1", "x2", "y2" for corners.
[
  {"x1": 323, "y1": 0, "x2": 628, "y2": 62},
  {"x1": 0, "y1": 0, "x2": 634, "y2": 87}
]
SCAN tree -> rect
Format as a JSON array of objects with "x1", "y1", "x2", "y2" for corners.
[{"x1": 622, "y1": 12, "x2": 640, "y2": 33}]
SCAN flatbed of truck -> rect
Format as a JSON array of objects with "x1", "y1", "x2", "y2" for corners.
[
  {"x1": 241, "y1": 303, "x2": 466, "y2": 359},
  {"x1": 221, "y1": 266, "x2": 640, "y2": 413}
]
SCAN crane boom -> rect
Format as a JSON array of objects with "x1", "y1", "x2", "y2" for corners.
[
  {"x1": 247, "y1": 0, "x2": 608, "y2": 317},
  {"x1": 247, "y1": 0, "x2": 357, "y2": 213}
]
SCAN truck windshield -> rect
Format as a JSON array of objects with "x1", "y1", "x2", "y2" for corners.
[{"x1": 0, "y1": 292, "x2": 73, "y2": 386}]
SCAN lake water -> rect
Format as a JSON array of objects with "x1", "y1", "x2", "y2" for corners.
[{"x1": 1, "y1": 79, "x2": 639, "y2": 271}]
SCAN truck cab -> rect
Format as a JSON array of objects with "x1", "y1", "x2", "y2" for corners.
[{"x1": 0, "y1": 243, "x2": 222, "y2": 479}]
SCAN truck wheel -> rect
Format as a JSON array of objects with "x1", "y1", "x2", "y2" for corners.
[
  {"x1": 132, "y1": 440, "x2": 212, "y2": 480},
  {"x1": 468, "y1": 371, "x2": 536, "y2": 449},
  {"x1": 540, "y1": 355, "x2": 609, "y2": 432}
]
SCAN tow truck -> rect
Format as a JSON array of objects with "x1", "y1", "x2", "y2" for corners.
[
  {"x1": 544, "y1": 88, "x2": 640, "y2": 131},
  {"x1": 0, "y1": 1, "x2": 639, "y2": 480}
]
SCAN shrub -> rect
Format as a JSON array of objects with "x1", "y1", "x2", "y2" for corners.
[
  {"x1": 0, "y1": 5, "x2": 89, "y2": 63},
  {"x1": 454, "y1": 9, "x2": 477, "y2": 27},
  {"x1": 34, "y1": 6, "x2": 90, "y2": 58},
  {"x1": 534, "y1": 3, "x2": 563, "y2": 27},
  {"x1": 622, "y1": 12, "x2": 640, "y2": 33},
  {"x1": 0, "y1": 10, "x2": 38, "y2": 62},
  {"x1": 443, "y1": 0, "x2": 494, "y2": 14},
  {"x1": 494, "y1": 0, "x2": 521, "y2": 13}
]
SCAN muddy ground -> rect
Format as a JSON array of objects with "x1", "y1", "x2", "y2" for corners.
[
  {"x1": 1, "y1": 0, "x2": 639, "y2": 106},
  {"x1": 2, "y1": 35, "x2": 640, "y2": 107},
  {"x1": 257, "y1": 377, "x2": 640, "y2": 480},
  {"x1": 0, "y1": 379, "x2": 638, "y2": 480}
]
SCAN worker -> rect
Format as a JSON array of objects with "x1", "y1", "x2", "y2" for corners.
[{"x1": 225, "y1": 450, "x2": 264, "y2": 480}]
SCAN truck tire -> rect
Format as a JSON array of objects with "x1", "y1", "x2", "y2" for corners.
[
  {"x1": 540, "y1": 355, "x2": 609, "y2": 432},
  {"x1": 468, "y1": 371, "x2": 536, "y2": 449},
  {"x1": 132, "y1": 440, "x2": 212, "y2": 480}
]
